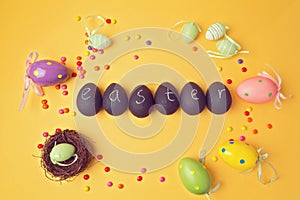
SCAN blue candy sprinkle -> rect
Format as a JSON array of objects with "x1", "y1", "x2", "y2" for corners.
[
  {"x1": 240, "y1": 159, "x2": 245, "y2": 164},
  {"x1": 229, "y1": 141, "x2": 234, "y2": 144},
  {"x1": 221, "y1": 148, "x2": 226, "y2": 153}
]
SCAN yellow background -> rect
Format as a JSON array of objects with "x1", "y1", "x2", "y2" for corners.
[{"x1": 0, "y1": 0, "x2": 299, "y2": 199}]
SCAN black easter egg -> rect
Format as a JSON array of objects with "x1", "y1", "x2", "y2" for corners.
[
  {"x1": 180, "y1": 82, "x2": 206, "y2": 115},
  {"x1": 155, "y1": 82, "x2": 180, "y2": 115},
  {"x1": 103, "y1": 83, "x2": 128, "y2": 116},
  {"x1": 76, "y1": 83, "x2": 102, "y2": 116},
  {"x1": 129, "y1": 85, "x2": 154, "y2": 118},
  {"x1": 206, "y1": 82, "x2": 232, "y2": 114}
]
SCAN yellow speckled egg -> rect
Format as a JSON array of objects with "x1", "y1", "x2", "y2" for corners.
[{"x1": 218, "y1": 140, "x2": 258, "y2": 171}]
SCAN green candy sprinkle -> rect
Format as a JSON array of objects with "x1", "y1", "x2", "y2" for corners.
[
  {"x1": 258, "y1": 80, "x2": 263, "y2": 83},
  {"x1": 244, "y1": 93, "x2": 249, "y2": 96},
  {"x1": 268, "y1": 92, "x2": 273, "y2": 97}
]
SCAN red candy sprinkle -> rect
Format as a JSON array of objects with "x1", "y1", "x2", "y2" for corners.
[
  {"x1": 42, "y1": 104, "x2": 49, "y2": 109},
  {"x1": 60, "y1": 57, "x2": 67, "y2": 62},
  {"x1": 104, "y1": 65, "x2": 110, "y2": 70},
  {"x1": 118, "y1": 184, "x2": 124, "y2": 189},
  {"x1": 71, "y1": 72, "x2": 77, "y2": 77},
  {"x1": 63, "y1": 108, "x2": 70, "y2": 113},
  {"x1": 77, "y1": 61, "x2": 82, "y2": 66},
  {"x1": 104, "y1": 167, "x2": 110, "y2": 172},
  {"x1": 226, "y1": 79, "x2": 232, "y2": 84},
  {"x1": 106, "y1": 18, "x2": 111, "y2": 24},
  {"x1": 241, "y1": 67, "x2": 247, "y2": 72},
  {"x1": 41, "y1": 99, "x2": 47, "y2": 104},
  {"x1": 55, "y1": 84, "x2": 60, "y2": 90},
  {"x1": 83, "y1": 174, "x2": 90, "y2": 180},
  {"x1": 267, "y1": 123, "x2": 273, "y2": 129},
  {"x1": 84, "y1": 40, "x2": 89, "y2": 45},
  {"x1": 56, "y1": 128, "x2": 62, "y2": 133},
  {"x1": 244, "y1": 111, "x2": 250, "y2": 116},
  {"x1": 76, "y1": 56, "x2": 82, "y2": 60},
  {"x1": 137, "y1": 176, "x2": 143, "y2": 181},
  {"x1": 253, "y1": 129, "x2": 258, "y2": 134},
  {"x1": 85, "y1": 32, "x2": 89, "y2": 37},
  {"x1": 37, "y1": 144, "x2": 44, "y2": 149},
  {"x1": 247, "y1": 117, "x2": 253, "y2": 123}
]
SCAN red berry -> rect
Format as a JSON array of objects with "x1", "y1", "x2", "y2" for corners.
[{"x1": 37, "y1": 144, "x2": 44, "y2": 149}]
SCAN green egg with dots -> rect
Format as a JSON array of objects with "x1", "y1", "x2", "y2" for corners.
[{"x1": 178, "y1": 158, "x2": 212, "y2": 195}]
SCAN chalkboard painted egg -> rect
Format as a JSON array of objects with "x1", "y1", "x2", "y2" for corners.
[
  {"x1": 28, "y1": 60, "x2": 69, "y2": 86},
  {"x1": 180, "y1": 82, "x2": 206, "y2": 115},
  {"x1": 103, "y1": 83, "x2": 128, "y2": 116},
  {"x1": 178, "y1": 158, "x2": 212, "y2": 195},
  {"x1": 155, "y1": 82, "x2": 180, "y2": 115},
  {"x1": 76, "y1": 83, "x2": 103, "y2": 116},
  {"x1": 219, "y1": 140, "x2": 258, "y2": 171},
  {"x1": 206, "y1": 82, "x2": 232, "y2": 114},
  {"x1": 236, "y1": 76, "x2": 278, "y2": 104},
  {"x1": 129, "y1": 85, "x2": 154, "y2": 118}
]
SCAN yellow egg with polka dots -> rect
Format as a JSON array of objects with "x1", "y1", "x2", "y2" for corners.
[
  {"x1": 178, "y1": 158, "x2": 212, "y2": 195},
  {"x1": 218, "y1": 140, "x2": 259, "y2": 171}
]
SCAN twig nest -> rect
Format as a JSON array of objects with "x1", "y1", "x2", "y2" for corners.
[{"x1": 41, "y1": 129, "x2": 92, "y2": 181}]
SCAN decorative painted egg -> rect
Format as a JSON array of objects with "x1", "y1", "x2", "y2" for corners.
[
  {"x1": 50, "y1": 143, "x2": 76, "y2": 164},
  {"x1": 206, "y1": 82, "x2": 232, "y2": 114},
  {"x1": 205, "y1": 22, "x2": 228, "y2": 40},
  {"x1": 28, "y1": 60, "x2": 69, "y2": 86},
  {"x1": 219, "y1": 140, "x2": 259, "y2": 171},
  {"x1": 89, "y1": 34, "x2": 111, "y2": 49},
  {"x1": 178, "y1": 158, "x2": 212, "y2": 195},
  {"x1": 181, "y1": 22, "x2": 200, "y2": 43},
  {"x1": 180, "y1": 82, "x2": 206, "y2": 115},
  {"x1": 129, "y1": 85, "x2": 154, "y2": 118},
  {"x1": 216, "y1": 39, "x2": 239, "y2": 58},
  {"x1": 76, "y1": 83, "x2": 103, "y2": 116},
  {"x1": 155, "y1": 82, "x2": 180, "y2": 115},
  {"x1": 236, "y1": 76, "x2": 278, "y2": 104},
  {"x1": 103, "y1": 83, "x2": 128, "y2": 116}
]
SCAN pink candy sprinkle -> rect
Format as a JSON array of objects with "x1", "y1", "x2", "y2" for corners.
[
  {"x1": 240, "y1": 135, "x2": 246, "y2": 141},
  {"x1": 107, "y1": 181, "x2": 113, "y2": 187},
  {"x1": 97, "y1": 154, "x2": 103, "y2": 160},
  {"x1": 77, "y1": 66, "x2": 83, "y2": 70},
  {"x1": 62, "y1": 91, "x2": 68, "y2": 96},
  {"x1": 42, "y1": 132, "x2": 49, "y2": 137},
  {"x1": 140, "y1": 168, "x2": 147, "y2": 173},
  {"x1": 133, "y1": 55, "x2": 139, "y2": 60},
  {"x1": 79, "y1": 74, "x2": 85, "y2": 79},
  {"x1": 60, "y1": 57, "x2": 67, "y2": 62},
  {"x1": 98, "y1": 49, "x2": 104, "y2": 54},
  {"x1": 61, "y1": 84, "x2": 67, "y2": 90},
  {"x1": 90, "y1": 55, "x2": 96, "y2": 60},
  {"x1": 58, "y1": 109, "x2": 64, "y2": 114},
  {"x1": 160, "y1": 177, "x2": 166, "y2": 182}
]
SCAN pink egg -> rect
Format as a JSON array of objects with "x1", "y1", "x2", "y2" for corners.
[{"x1": 236, "y1": 76, "x2": 278, "y2": 103}]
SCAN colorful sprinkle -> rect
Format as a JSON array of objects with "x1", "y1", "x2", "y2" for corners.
[
  {"x1": 253, "y1": 129, "x2": 258, "y2": 134},
  {"x1": 41, "y1": 99, "x2": 47, "y2": 104},
  {"x1": 98, "y1": 49, "x2": 104, "y2": 54},
  {"x1": 83, "y1": 174, "x2": 90, "y2": 180},
  {"x1": 42, "y1": 104, "x2": 49, "y2": 109},
  {"x1": 94, "y1": 66, "x2": 100, "y2": 71},
  {"x1": 56, "y1": 128, "x2": 61, "y2": 133},
  {"x1": 135, "y1": 34, "x2": 141, "y2": 40},
  {"x1": 137, "y1": 176, "x2": 143, "y2": 182},
  {"x1": 60, "y1": 57, "x2": 67, "y2": 62},
  {"x1": 79, "y1": 74, "x2": 85, "y2": 79},
  {"x1": 221, "y1": 148, "x2": 226, "y2": 153},
  {"x1": 237, "y1": 59, "x2": 243, "y2": 64},
  {"x1": 247, "y1": 117, "x2": 253, "y2": 123},
  {"x1": 226, "y1": 126, "x2": 233, "y2": 132},
  {"x1": 241, "y1": 125, "x2": 247, "y2": 131},
  {"x1": 77, "y1": 66, "x2": 83, "y2": 71},
  {"x1": 111, "y1": 19, "x2": 117, "y2": 24},
  {"x1": 104, "y1": 167, "x2": 110, "y2": 172},
  {"x1": 83, "y1": 186, "x2": 90, "y2": 192},
  {"x1": 146, "y1": 40, "x2": 152, "y2": 45},
  {"x1": 241, "y1": 67, "x2": 247, "y2": 72},
  {"x1": 76, "y1": 61, "x2": 82, "y2": 66},
  {"x1": 37, "y1": 144, "x2": 44, "y2": 149},
  {"x1": 97, "y1": 154, "x2": 103, "y2": 160},
  {"x1": 240, "y1": 135, "x2": 246, "y2": 141},
  {"x1": 58, "y1": 109, "x2": 64, "y2": 114},
  {"x1": 70, "y1": 111, "x2": 76, "y2": 116},
  {"x1": 62, "y1": 91, "x2": 68, "y2": 96},
  {"x1": 226, "y1": 79, "x2": 232, "y2": 84},
  {"x1": 90, "y1": 55, "x2": 96, "y2": 60},
  {"x1": 75, "y1": 16, "x2": 81, "y2": 21},
  {"x1": 84, "y1": 51, "x2": 90, "y2": 56},
  {"x1": 92, "y1": 48, "x2": 97, "y2": 53},
  {"x1": 55, "y1": 84, "x2": 60, "y2": 90},
  {"x1": 106, "y1": 18, "x2": 111, "y2": 24},
  {"x1": 61, "y1": 84, "x2": 67, "y2": 90},
  {"x1": 87, "y1": 46, "x2": 93, "y2": 50},
  {"x1": 140, "y1": 168, "x2": 147, "y2": 173},
  {"x1": 133, "y1": 55, "x2": 139, "y2": 60},
  {"x1": 42, "y1": 132, "x2": 49, "y2": 137},
  {"x1": 124, "y1": 35, "x2": 130, "y2": 41},
  {"x1": 246, "y1": 107, "x2": 253, "y2": 112},
  {"x1": 63, "y1": 108, "x2": 70, "y2": 113},
  {"x1": 267, "y1": 123, "x2": 273, "y2": 129},
  {"x1": 192, "y1": 46, "x2": 198, "y2": 51},
  {"x1": 118, "y1": 184, "x2": 124, "y2": 189},
  {"x1": 244, "y1": 111, "x2": 250, "y2": 116},
  {"x1": 211, "y1": 156, "x2": 218, "y2": 162},
  {"x1": 72, "y1": 72, "x2": 77, "y2": 77},
  {"x1": 104, "y1": 65, "x2": 110, "y2": 70},
  {"x1": 76, "y1": 56, "x2": 82, "y2": 60},
  {"x1": 217, "y1": 66, "x2": 222, "y2": 72},
  {"x1": 240, "y1": 159, "x2": 245, "y2": 164},
  {"x1": 160, "y1": 176, "x2": 166, "y2": 182},
  {"x1": 107, "y1": 181, "x2": 113, "y2": 187}
]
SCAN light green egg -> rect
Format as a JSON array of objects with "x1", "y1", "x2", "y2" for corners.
[
  {"x1": 178, "y1": 158, "x2": 212, "y2": 195},
  {"x1": 50, "y1": 143, "x2": 76, "y2": 164},
  {"x1": 181, "y1": 22, "x2": 199, "y2": 43},
  {"x1": 216, "y1": 39, "x2": 239, "y2": 57},
  {"x1": 89, "y1": 33, "x2": 111, "y2": 49}
]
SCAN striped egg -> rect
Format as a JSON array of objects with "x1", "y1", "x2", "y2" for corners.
[
  {"x1": 216, "y1": 39, "x2": 239, "y2": 57},
  {"x1": 206, "y1": 22, "x2": 228, "y2": 40},
  {"x1": 89, "y1": 34, "x2": 111, "y2": 49}
]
